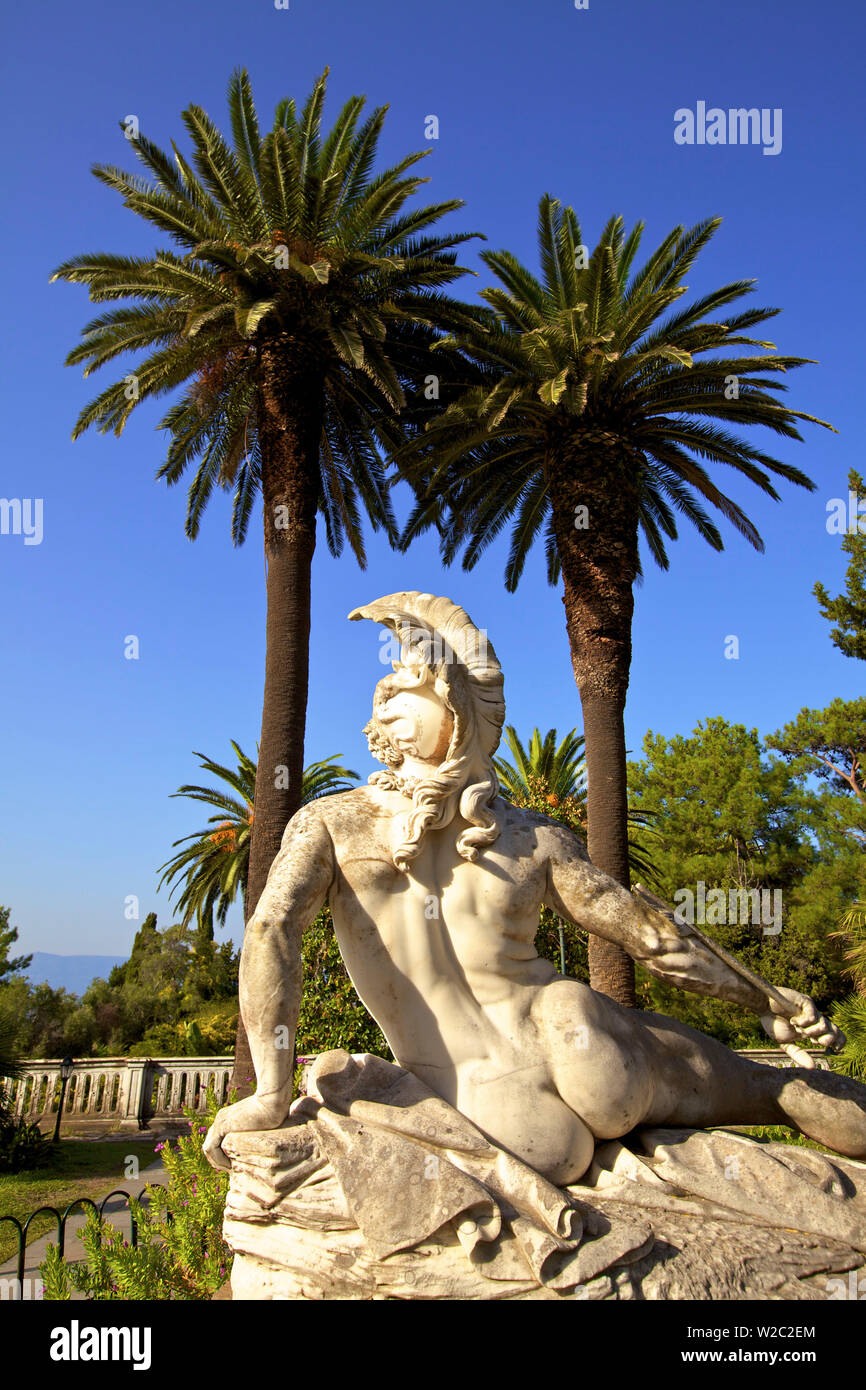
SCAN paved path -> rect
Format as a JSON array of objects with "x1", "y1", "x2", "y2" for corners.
[{"x1": 0, "y1": 1145, "x2": 169, "y2": 1301}]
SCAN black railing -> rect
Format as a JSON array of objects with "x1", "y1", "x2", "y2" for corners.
[{"x1": 0, "y1": 1184, "x2": 165, "y2": 1299}]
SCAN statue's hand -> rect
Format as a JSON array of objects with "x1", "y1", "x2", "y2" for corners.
[
  {"x1": 759, "y1": 986, "x2": 845, "y2": 1067},
  {"x1": 203, "y1": 1094, "x2": 290, "y2": 1172}
]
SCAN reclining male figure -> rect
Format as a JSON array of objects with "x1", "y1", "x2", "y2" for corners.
[{"x1": 205, "y1": 593, "x2": 866, "y2": 1184}]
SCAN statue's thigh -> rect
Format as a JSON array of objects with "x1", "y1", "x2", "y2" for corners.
[
  {"x1": 459, "y1": 1067, "x2": 596, "y2": 1186},
  {"x1": 634, "y1": 1010, "x2": 773, "y2": 1126},
  {"x1": 531, "y1": 979, "x2": 656, "y2": 1139}
]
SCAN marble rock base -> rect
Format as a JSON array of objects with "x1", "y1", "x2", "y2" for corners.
[{"x1": 222, "y1": 1122, "x2": 866, "y2": 1301}]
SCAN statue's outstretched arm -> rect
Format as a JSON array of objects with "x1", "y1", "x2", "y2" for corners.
[
  {"x1": 541, "y1": 821, "x2": 842, "y2": 1056},
  {"x1": 203, "y1": 803, "x2": 334, "y2": 1169},
  {"x1": 542, "y1": 823, "x2": 765, "y2": 1007}
]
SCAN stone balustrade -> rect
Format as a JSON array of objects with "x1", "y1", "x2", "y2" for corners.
[
  {"x1": 738, "y1": 1047, "x2": 832, "y2": 1071},
  {"x1": 0, "y1": 1047, "x2": 831, "y2": 1134},
  {"x1": 1, "y1": 1056, "x2": 234, "y2": 1132}
]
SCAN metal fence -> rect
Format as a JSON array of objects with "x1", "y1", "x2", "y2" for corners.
[{"x1": 0, "y1": 1184, "x2": 166, "y2": 1300}]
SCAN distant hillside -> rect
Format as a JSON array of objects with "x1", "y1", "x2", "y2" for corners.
[{"x1": 23, "y1": 952, "x2": 126, "y2": 996}]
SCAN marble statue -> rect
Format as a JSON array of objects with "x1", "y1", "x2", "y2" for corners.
[{"x1": 204, "y1": 593, "x2": 866, "y2": 1299}]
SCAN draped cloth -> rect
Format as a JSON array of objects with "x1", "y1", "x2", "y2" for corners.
[{"x1": 222, "y1": 1050, "x2": 866, "y2": 1300}]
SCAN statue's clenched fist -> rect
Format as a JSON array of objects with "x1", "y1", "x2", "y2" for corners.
[
  {"x1": 203, "y1": 1095, "x2": 290, "y2": 1171},
  {"x1": 760, "y1": 986, "x2": 844, "y2": 1068}
]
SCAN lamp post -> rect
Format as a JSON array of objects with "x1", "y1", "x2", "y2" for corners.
[{"x1": 52, "y1": 1056, "x2": 74, "y2": 1143}]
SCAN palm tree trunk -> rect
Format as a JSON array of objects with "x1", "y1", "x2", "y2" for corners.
[
  {"x1": 231, "y1": 346, "x2": 323, "y2": 1096},
  {"x1": 578, "y1": 690, "x2": 635, "y2": 1003},
  {"x1": 547, "y1": 441, "x2": 640, "y2": 1006}
]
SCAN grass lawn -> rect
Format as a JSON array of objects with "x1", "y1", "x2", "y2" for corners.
[
  {"x1": 718, "y1": 1123, "x2": 833, "y2": 1153},
  {"x1": 0, "y1": 1139, "x2": 160, "y2": 1264}
]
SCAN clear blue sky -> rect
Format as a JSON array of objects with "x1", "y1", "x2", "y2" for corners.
[{"x1": 1, "y1": 0, "x2": 863, "y2": 956}]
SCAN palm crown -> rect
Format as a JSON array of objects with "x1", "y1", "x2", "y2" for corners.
[
  {"x1": 494, "y1": 725, "x2": 587, "y2": 802},
  {"x1": 52, "y1": 67, "x2": 477, "y2": 551},
  {"x1": 400, "y1": 196, "x2": 830, "y2": 587}
]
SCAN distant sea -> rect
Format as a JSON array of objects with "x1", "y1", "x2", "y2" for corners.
[{"x1": 22, "y1": 952, "x2": 126, "y2": 996}]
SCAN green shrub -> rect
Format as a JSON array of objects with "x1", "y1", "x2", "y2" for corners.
[
  {"x1": 41, "y1": 1089, "x2": 232, "y2": 1300},
  {"x1": 0, "y1": 1116, "x2": 52, "y2": 1173}
]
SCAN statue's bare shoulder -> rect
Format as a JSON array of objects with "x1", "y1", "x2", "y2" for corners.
[
  {"x1": 303, "y1": 784, "x2": 398, "y2": 848},
  {"x1": 492, "y1": 798, "x2": 591, "y2": 868}
]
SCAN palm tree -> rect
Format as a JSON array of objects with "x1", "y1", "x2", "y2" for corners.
[
  {"x1": 397, "y1": 198, "x2": 832, "y2": 1005},
  {"x1": 158, "y1": 742, "x2": 357, "y2": 933},
  {"x1": 494, "y1": 725, "x2": 587, "y2": 802},
  {"x1": 52, "y1": 69, "x2": 478, "y2": 1084}
]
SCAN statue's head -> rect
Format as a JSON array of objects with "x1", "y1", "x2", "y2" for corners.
[{"x1": 349, "y1": 592, "x2": 506, "y2": 871}]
